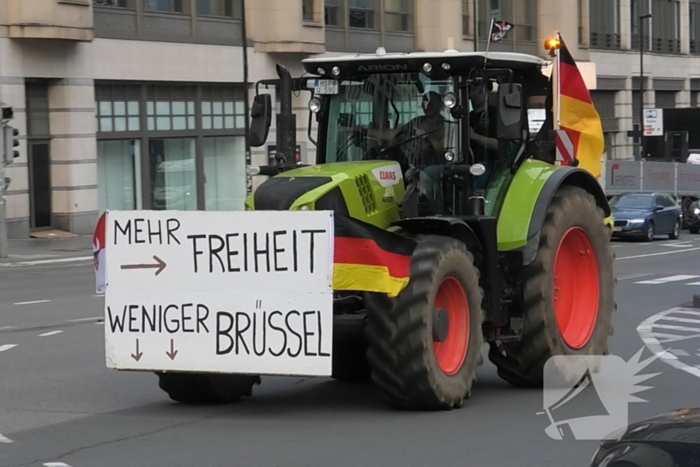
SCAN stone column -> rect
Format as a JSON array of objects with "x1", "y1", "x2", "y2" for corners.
[
  {"x1": 681, "y1": 0, "x2": 690, "y2": 55},
  {"x1": 620, "y1": 0, "x2": 632, "y2": 50},
  {"x1": 49, "y1": 79, "x2": 98, "y2": 235}
]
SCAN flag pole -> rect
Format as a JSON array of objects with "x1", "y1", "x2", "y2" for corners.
[
  {"x1": 553, "y1": 31, "x2": 561, "y2": 132},
  {"x1": 483, "y1": 18, "x2": 495, "y2": 65}
]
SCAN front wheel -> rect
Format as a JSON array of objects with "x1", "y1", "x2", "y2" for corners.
[
  {"x1": 365, "y1": 236, "x2": 484, "y2": 410},
  {"x1": 669, "y1": 219, "x2": 681, "y2": 240},
  {"x1": 643, "y1": 222, "x2": 655, "y2": 242},
  {"x1": 488, "y1": 185, "x2": 614, "y2": 388}
]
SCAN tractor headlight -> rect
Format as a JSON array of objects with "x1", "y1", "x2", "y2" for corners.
[
  {"x1": 309, "y1": 97, "x2": 322, "y2": 113},
  {"x1": 331, "y1": 66, "x2": 341, "y2": 76},
  {"x1": 443, "y1": 92, "x2": 458, "y2": 109},
  {"x1": 694, "y1": 208, "x2": 700, "y2": 215},
  {"x1": 470, "y1": 164, "x2": 486, "y2": 177}
]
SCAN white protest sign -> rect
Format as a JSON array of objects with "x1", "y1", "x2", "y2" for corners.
[{"x1": 103, "y1": 210, "x2": 335, "y2": 377}]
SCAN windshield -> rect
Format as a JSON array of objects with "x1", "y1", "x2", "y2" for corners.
[
  {"x1": 610, "y1": 194, "x2": 653, "y2": 209},
  {"x1": 324, "y1": 73, "x2": 458, "y2": 172}
]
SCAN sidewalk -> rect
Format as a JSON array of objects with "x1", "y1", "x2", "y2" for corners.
[{"x1": 0, "y1": 234, "x2": 93, "y2": 265}]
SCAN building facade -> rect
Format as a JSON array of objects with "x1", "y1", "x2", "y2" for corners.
[{"x1": 0, "y1": 0, "x2": 698, "y2": 238}]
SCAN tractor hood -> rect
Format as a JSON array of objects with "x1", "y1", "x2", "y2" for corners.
[{"x1": 246, "y1": 160, "x2": 407, "y2": 231}]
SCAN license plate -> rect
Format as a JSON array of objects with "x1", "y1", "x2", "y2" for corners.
[
  {"x1": 314, "y1": 79, "x2": 339, "y2": 95},
  {"x1": 613, "y1": 227, "x2": 622, "y2": 232}
]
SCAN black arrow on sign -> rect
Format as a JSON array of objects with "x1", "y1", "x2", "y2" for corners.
[
  {"x1": 121, "y1": 255, "x2": 167, "y2": 276},
  {"x1": 166, "y1": 339, "x2": 178, "y2": 360},
  {"x1": 131, "y1": 339, "x2": 143, "y2": 361}
]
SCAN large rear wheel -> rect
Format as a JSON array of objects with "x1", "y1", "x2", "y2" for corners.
[
  {"x1": 366, "y1": 236, "x2": 484, "y2": 410},
  {"x1": 488, "y1": 185, "x2": 614, "y2": 388},
  {"x1": 156, "y1": 372, "x2": 261, "y2": 404}
]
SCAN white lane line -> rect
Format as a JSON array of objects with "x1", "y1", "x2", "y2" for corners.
[
  {"x1": 0, "y1": 256, "x2": 92, "y2": 267},
  {"x1": 661, "y1": 243, "x2": 694, "y2": 248},
  {"x1": 65, "y1": 317, "x2": 101, "y2": 323},
  {"x1": 657, "y1": 316, "x2": 700, "y2": 325},
  {"x1": 618, "y1": 246, "x2": 700, "y2": 260},
  {"x1": 13, "y1": 299, "x2": 50, "y2": 305},
  {"x1": 687, "y1": 282, "x2": 700, "y2": 286},
  {"x1": 0, "y1": 433, "x2": 13, "y2": 443},
  {"x1": 0, "y1": 344, "x2": 17, "y2": 352},
  {"x1": 38, "y1": 330, "x2": 63, "y2": 337},
  {"x1": 0, "y1": 326, "x2": 17, "y2": 331},
  {"x1": 43, "y1": 463, "x2": 72, "y2": 467},
  {"x1": 636, "y1": 275, "x2": 700, "y2": 284},
  {"x1": 618, "y1": 273, "x2": 655, "y2": 281}
]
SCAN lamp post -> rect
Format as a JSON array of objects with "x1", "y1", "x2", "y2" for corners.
[{"x1": 639, "y1": 13, "x2": 653, "y2": 159}]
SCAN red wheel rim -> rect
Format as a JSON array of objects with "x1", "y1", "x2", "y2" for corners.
[
  {"x1": 553, "y1": 227, "x2": 600, "y2": 350},
  {"x1": 433, "y1": 277, "x2": 470, "y2": 376}
]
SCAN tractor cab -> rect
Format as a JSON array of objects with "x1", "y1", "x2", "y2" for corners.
[{"x1": 248, "y1": 50, "x2": 551, "y2": 222}]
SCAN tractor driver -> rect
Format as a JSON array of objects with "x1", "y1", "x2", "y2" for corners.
[{"x1": 468, "y1": 83, "x2": 500, "y2": 189}]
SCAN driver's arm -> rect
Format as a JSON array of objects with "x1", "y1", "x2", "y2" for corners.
[{"x1": 469, "y1": 124, "x2": 498, "y2": 151}]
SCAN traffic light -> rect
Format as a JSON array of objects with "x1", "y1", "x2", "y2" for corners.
[{"x1": 3, "y1": 125, "x2": 19, "y2": 164}]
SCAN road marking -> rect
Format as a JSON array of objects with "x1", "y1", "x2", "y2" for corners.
[
  {"x1": 0, "y1": 433, "x2": 12, "y2": 443},
  {"x1": 39, "y1": 330, "x2": 63, "y2": 337},
  {"x1": 635, "y1": 275, "x2": 700, "y2": 284},
  {"x1": 0, "y1": 256, "x2": 92, "y2": 267},
  {"x1": 0, "y1": 344, "x2": 17, "y2": 352},
  {"x1": 43, "y1": 463, "x2": 72, "y2": 467},
  {"x1": 618, "y1": 246, "x2": 700, "y2": 260},
  {"x1": 0, "y1": 326, "x2": 17, "y2": 331},
  {"x1": 65, "y1": 317, "x2": 102, "y2": 323},
  {"x1": 687, "y1": 282, "x2": 700, "y2": 286},
  {"x1": 661, "y1": 243, "x2": 694, "y2": 248},
  {"x1": 618, "y1": 273, "x2": 654, "y2": 281},
  {"x1": 638, "y1": 307, "x2": 700, "y2": 379},
  {"x1": 14, "y1": 299, "x2": 50, "y2": 305}
]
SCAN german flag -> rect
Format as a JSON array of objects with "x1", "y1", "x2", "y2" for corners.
[
  {"x1": 555, "y1": 34, "x2": 605, "y2": 178},
  {"x1": 333, "y1": 216, "x2": 416, "y2": 298}
]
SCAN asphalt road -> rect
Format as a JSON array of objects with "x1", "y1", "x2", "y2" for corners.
[{"x1": 2, "y1": 233, "x2": 700, "y2": 467}]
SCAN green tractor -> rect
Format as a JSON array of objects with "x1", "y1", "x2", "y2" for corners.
[{"x1": 158, "y1": 49, "x2": 615, "y2": 411}]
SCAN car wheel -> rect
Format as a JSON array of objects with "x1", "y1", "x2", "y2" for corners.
[
  {"x1": 669, "y1": 219, "x2": 681, "y2": 240},
  {"x1": 643, "y1": 222, "x2": 655, "y2": 242}
]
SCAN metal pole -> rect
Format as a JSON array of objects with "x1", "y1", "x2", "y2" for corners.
[
  {"x1": 0, "y1": 10, "x2": 6, "y2": 258},
  {"x1": 639, "y1": 14, "x2": 652, "y2": 160},
  {"x1": 473, "y1": 0, "x2": 479, "y2": 51},
  {"x1": 241, "y1": 0, "x2": 252, "y2": 196}
]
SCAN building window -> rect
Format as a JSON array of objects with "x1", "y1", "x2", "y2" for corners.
[
  {"x1": 204, "y1": 137, "x2": 246, "y2": 210},
  {"x1": 26, "y1": 83, "x2": 50, "y2": 138},
  {"x1": 150, "y1": 138, "x2": 198, "y2": 211},
  {"x1": 590, "y1": 90, "x2": 618, "y2": 132},
  {"x1": 144, "y1": 0, "x2": 187, "y2": 13},
  {"x1": 146, "y1": 86, "x2": 197, "y2": 131},
  {"x1": 97, "y1": 140, "x2": 142, "y2": 213},
  {"x1": 656, "y1": 91, "x2": 677, "y2": 108},
  {"x1": 385, "y1": 0, "x2": 412, "y2": 32},
  {"x1": 325, "y1": 0, "x2": 342, "y2": 26},
  {"x1": 691, "y1": 1, "x2": 700, "y2": 54},
  {"x1": 349, "y1": 0, "x2": 375, "y2": 29},
  {"x1": 513, "y1": 0, "x2": 536, "y2": 42},
  {"x1": 197, "y1": 0, "x2": 238, "y2": 17},
  {"x1": 648, "y1": 0, "x2": 681, "y2": 54},
  {"x1": 590, "y1": 0, "x2": 620, "y2": 49},
  {"x1": 93, "y1": 0, "x2": 136, "y2": 7},
  {"x1": 462, "y1": 0, "x2": 471, "y2": 36},
  {"x1": 303, "y1": 0, "x2": 315, "y2": 21},
  {"x1": 202, "y1": 86, "x2": 246, "y2": 130}
]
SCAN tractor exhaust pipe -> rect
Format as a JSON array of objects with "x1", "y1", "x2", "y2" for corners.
[{"x1": 276, "y1": 64, "x2": 297, "y2": 164}]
